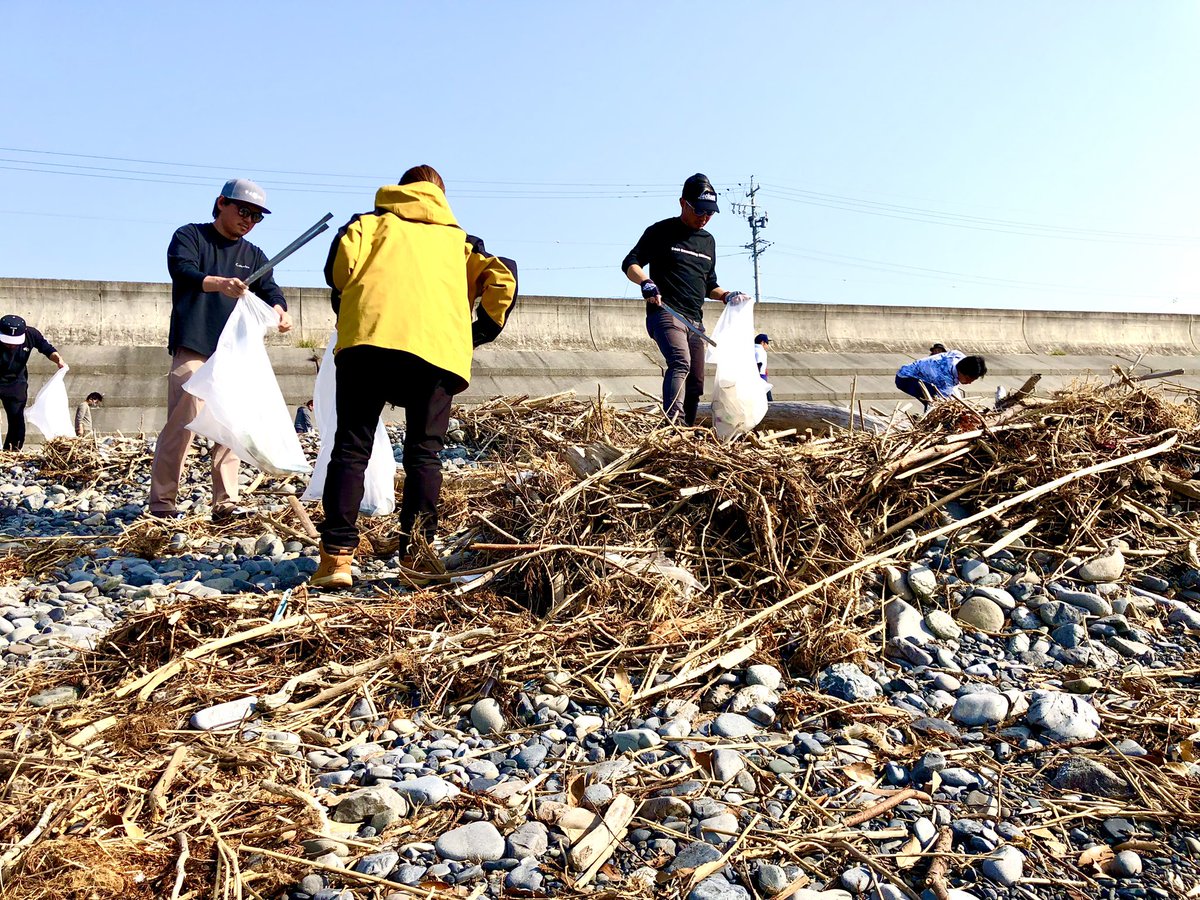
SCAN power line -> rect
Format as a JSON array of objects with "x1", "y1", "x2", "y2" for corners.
[
  {"x1": 0, "y1": 147, "x2": 680, "y2": 189},
  {"x1": 759, "y1": 181, "x2": 1200, "y2": 245},
  {"x1": 767, "y1": 243, "x2": 1194, "y2": 300},
  {"x1": 7, "y1": 146, "x2": 1195, "y2": 241},
  {"x1": 0, "y1": 162, "x2": 680, "y2": 200}
]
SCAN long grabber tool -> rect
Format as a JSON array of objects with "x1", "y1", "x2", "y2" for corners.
[
  {"x1": 246, "y1": 212, "x2": 334, "y2": 284},
  {"x1": 660, "y1": 300, "x2": 718, "y2": 348}
]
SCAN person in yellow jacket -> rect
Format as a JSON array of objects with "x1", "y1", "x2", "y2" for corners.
[{"x1": 312, "y1": 165, "x2": 518, "y2": 588}]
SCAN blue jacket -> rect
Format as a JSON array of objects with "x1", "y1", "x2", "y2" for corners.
[{"x1": 896, "y1": 351, "x2": 964, "y2": 399}]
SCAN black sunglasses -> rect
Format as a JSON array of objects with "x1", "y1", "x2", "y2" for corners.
[{"x1": 226, "y1": 201, "x2": 264, "y2": 223}]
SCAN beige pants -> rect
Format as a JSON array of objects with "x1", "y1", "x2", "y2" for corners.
[{"x1": 148, "y1": 349, "x2": 239, "y2": 514}]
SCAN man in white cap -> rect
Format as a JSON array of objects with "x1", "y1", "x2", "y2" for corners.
[
  {"x1": 148, "y1": 179, "x2": 292, "y2": 522},
  {"x1": 0, "y1": 315, "x2": 65, "y2": 451}
]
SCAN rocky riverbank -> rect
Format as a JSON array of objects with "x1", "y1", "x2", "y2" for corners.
[{"x1": 2, "y1": 388, "x2": 1200, "y2": 900}]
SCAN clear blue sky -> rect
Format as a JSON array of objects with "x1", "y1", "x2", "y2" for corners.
[{"x1": 3, "y1": 1, "x2": 1197, "y2": 312}]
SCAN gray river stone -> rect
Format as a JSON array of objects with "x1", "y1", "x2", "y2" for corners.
[
  {"x1": 468, "y1": 698, "x2": 505, "y2": 735},
  {"x1": 352, "y1": 850, "x2": 399, "y2": 877},
  {"x1": 665, "y1": 841, "x2": 723, "y2": 874},
  {"x1": 955, "y1": 596, "x2": 1005, "y2": 632},
  {"x1": 885, "y1": 598, "x2": 934, "y2": 644},
  {"x1": 958, "y1": 558, "x2": 990, "y2": 583},
  {"x1": 435, "y1": 821, "x2": 505, "y2": 862},
  {"x1": 907, "y1": 564, "x2": 938, "y2": 600},
  {"x1": 951, "y1": 692, "x2": 1009, "y2": 727},
  {"x1": 392, "y1": 775, "x2": 460, "y2": 807},
  {"x1": 923, "y1": 610, "x2": 962, "y2": 641},
  {"x1": 712, "y1": 748, "x2": 745, "y2": 782},
  {"x1": 980, "y1": 845, "x2": 1025, "y2": 886},
  {"x1": 1038, "y1": 600, "x2": 1087, "y2": 627},
  {"x1": 818, "y1": 663, "x2": 880, "y2": 702},
  {"x1": 712, "y1": 713, "x2": 760, "y2": 738},
  {"x1": 1050, "y1": 587, "x2": 1112, "y2": 616},
  {"x1": 1107, "y1": 850, "x2": 1143, "y2": 878},
  {"x1": 689, "y1": 875, "x2": 750, "y2": 900},
  {"x1": 1050, "y1": 756, "x2": 1132, "y2": 799},
  {"x1": 970, "y1": 585, "x2": 1016, "y2": 610},
  {"x1": 884, "y1": 565, "x2": 914, "y2": 600},
  {"x1": 332, "y1": 786, "x2": 408, "y2": 824},
  {"x1": 1026, "y1": 691, "x2": 1100, "y2": 742},
  {"x1": 744, "y1": 664, "x2": 783, "y2": 691},
  {"x1": 505, "y1": 821, "x2": 549, "y2": 859},
  {"x1": 1168, "y1": 606, "x2": 1200, "y2": 632},
  {"x1": 1077, "y1": 547, "x2": 1124, "y2": 583}
]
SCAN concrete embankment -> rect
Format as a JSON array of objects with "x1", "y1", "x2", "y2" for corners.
[{"x1": 1, "y1": 277, "x2": 1194, "y2": 434}]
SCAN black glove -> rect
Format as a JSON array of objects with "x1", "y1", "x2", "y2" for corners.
[{"x1": 640, "y1": 279, "x2": 660, "y2": 300}]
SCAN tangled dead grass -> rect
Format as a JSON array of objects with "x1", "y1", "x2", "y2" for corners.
[{"x1": 1, "y1": 380, "x2": 1200, "y2": 897}]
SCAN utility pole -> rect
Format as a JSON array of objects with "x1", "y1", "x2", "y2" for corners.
[{"x1": 730, "y1": 176, "x2": 770, "y2": 303}]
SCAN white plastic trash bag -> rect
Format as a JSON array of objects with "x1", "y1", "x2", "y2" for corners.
[
  {"x1": 706, "y1": 300, "x2": 769, "y2": 441},
  {"x1": 184, "y1": 293, "x2": 311, "y2": 475},
  {"x1": 302, "y1": 333, "x2": 397, "y2": 515},
  {"x1": 27, "y1": 365, "x2": 74, "y2": 440}
]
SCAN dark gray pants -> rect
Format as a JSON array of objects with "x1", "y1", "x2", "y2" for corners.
[{"x1": 646, "y1": 308, "x2": 706, "y2": 425}]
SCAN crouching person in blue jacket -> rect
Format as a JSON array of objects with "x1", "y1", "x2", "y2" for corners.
[{"x1": 896, "y1": 351, "x2": 986, "y2": 410}]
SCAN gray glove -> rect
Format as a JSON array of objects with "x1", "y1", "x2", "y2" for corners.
[{"x1": 724, "y1": 290, "x2": 751, "y2": 306}]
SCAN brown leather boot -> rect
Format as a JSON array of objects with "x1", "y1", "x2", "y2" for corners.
[{"x1": 311, "y1": 544, "x2": 354, "y2": 589}]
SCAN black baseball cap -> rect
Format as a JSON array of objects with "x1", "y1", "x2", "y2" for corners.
[
  {"x1": 0, "y1": 314, "x2": 26, "y2": 346},
  {"x1": 755, "y1": 333, "x2": 769, "y2": 344},
  {"x1": 682, "y1": 174, "x2": 719, "y2": 214}
]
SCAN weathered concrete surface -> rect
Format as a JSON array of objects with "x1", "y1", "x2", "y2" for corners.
[
  {"x1": 21, "y1": 347, "x2": 1191, "y2": 437},
  {"x1": 4, "y1": 276, "x2": 1198, "y2": 355},
  {"x1": 1, "y1": 277, "x2": 1194, "y2": 438}
]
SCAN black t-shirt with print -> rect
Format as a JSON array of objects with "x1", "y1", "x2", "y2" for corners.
[
  {"x1": 622, "y1": 217, "x2": 718, "y2": 320},
  {"x1": 0, "y1": 326, "x2": 56, "y2": 387}
]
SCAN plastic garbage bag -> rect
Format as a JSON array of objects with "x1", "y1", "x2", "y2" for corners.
[
  {"x1": 184, "y1": 293, "x2": 311, "y2": 475},
  {"x1": 706, "y1": 299, "x2": 769, "y2": 440},
  {"x1": 302, "y1": 333, "x2": 397, "y2": 515},
  {"x1": 26, "y1": 365, "x2": 74, "y2": 440}
]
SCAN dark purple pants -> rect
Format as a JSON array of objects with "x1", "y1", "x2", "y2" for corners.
[
  {"x1": 320, "y1": 346, "x2": 453, "y2": 553},
  {"x1": 646, "y1": 308, "x2": 706, "y2": 425},
  {"x1": 895, "y1": 375, "x2": 939, "y2": 410}
]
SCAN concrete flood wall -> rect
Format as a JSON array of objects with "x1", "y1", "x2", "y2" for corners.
[{"x1": 1, "y1": 277, "x2": 1195, "y2": 436}]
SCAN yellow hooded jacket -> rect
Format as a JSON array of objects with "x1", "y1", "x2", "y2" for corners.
[{"x1": 324, "y1": 182, "x2": 518, "y2": 393}]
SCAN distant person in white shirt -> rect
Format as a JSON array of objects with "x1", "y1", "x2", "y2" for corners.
[{"x1": 754, "y1": 333, "x2": 773, "y2": 402}]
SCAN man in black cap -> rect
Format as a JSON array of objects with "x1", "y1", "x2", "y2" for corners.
[
  {"x1": 622, "y1": 174, "x2": 750, "y2": 425},
  {"x1": 149, "y1": 178, "x2": 292, "y2": 522},
  {"x1": 0, "y1": 315, "x2": 65, "y2": 451}
]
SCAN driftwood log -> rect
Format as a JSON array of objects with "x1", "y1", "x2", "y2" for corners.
[{"x1": 697, "y1": 401, "x2": 896, "y2": 434}]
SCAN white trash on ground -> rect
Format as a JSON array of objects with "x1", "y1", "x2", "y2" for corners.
[
  {"x1": 26, "y1": 365, "x2": 74, "y2": 440},
  {"x1": 706, "y1": 300, "x2": 769, "y2": 441},
  {"x1": 184, "y1": 293, "x2": 311, "y2": 475},
  {"x1": 302, "y1": 333, "x2": 397, "y2": 515}
]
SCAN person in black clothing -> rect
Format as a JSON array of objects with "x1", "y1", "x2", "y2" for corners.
[
  {"x1": 294, "y1": 398, "x2": 314, "y2": 434},
  {"x1": 148, "y1": 178, "x2": 292, "y2": 522},
  {"x1": 622, "y1": 173, "x2": 749, "y2": 425},
  {"x1": 0, "y1": 315, "x2": 65, "y2": 451}
]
